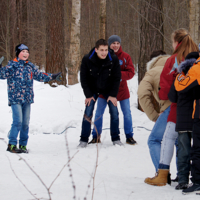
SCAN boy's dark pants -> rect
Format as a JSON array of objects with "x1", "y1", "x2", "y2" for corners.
[
  {"x1": 191, "y1": 118, "x2": 200, "y2": 184},
  {"x1": 80, "y1": 95, "x2": 120, "y2": 142},
  {"x1": 177, "y1": 131, "x2": 191, "y2": 184}
]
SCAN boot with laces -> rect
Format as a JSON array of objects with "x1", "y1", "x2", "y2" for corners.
[
  {"x1": 88, "y1": 137, "x2": 101, "y2": 144},
  {"x1": 7, "y1": 144, "x2": 22, "y2": 153},
  {"x1": 19, "y1": 145, "x2": 29, "y2": 153},
  {"x1": 144, "y1": 169, "x2": 169, "y2": 186},
  {"x1": 126, "y1": 137, "x2": 137, "y2": 145}
]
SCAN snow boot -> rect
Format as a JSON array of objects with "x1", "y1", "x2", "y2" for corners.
[
  {"x1": 126, "y1": 137, "x2": 137, "y2": 145},
  {"x1": 113, "y1": 140, "x2": 123, "y2": 146},
  {"x1": 175, "y1": 183, "x2": 188, "y2": 190},
  {"x1": 7, "y1": 144, "x2": 22, "y2": 153},
  {"x1": 144, "y1": 169, "x2": 169, "y2": 186},
  {"x1": 88, "y1": 137, "x2": 101, "y2": 144},
  {"x1": 19, "y1": 145, "x2": 28, "y2": 153},
  {"x1": 77, "y1": 141, "x2": 87, "y2": 148},
  {"x1": 182, "y1": 183, "x2": 200, "y2": 194}
]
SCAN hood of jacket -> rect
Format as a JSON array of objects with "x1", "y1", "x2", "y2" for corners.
[
  {"x1": 88, "y1": 47, "x2": 114, "y2": 64},
  {"x1": 177, "y1": 58, "x2": 196, "y2": 74},
  {"x1": 146, "y1": 55, "x2": 170, "y2": 71}
]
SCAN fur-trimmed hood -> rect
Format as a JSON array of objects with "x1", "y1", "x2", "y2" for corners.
[
  {"x1": 177, "y1": 58, "x2": 196, "y2": 74},
  {"x1": 146, "y1": 55, "x2": 171, "y2": 71}
]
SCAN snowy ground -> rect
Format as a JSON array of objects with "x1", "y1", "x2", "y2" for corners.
[{"x1": 0, "y1": 74, "x2": 198, "y2": 200}]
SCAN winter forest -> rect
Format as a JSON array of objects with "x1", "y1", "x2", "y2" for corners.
[{"x1": 1, "y1": 0, "x2": 200, "y2": 200}]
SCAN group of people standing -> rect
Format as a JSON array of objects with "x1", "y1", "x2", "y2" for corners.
[
  {"x1": 1, "y1": 27, "x2": 200, "y2": 195},
  {"x1": 138, "y1": 28, "x2": 200, "y2": 194}
]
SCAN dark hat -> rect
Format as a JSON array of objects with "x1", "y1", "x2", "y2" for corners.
[
  {"x1": 108, "y1": 35, "x2": 121, "y2": 47},
  {"x1": 15, "y1": 44, "x2": 29, "y2": 57},
  {"x1": 185, "y1": 52, "x2": 199, "y2": 60}
]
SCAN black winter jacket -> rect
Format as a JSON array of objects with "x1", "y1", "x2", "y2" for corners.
[
  {"x1": 168, "y1": 58, "x2": 197, "y2": 132},
  {"x1": 80, "y1": 48, "x2": 121, "y2": 98}
]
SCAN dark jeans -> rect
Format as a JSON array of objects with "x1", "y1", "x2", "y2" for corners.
[
  {"x1": 80, "y1": 95, "x2": 120, "y2": 142},
  {"x1": 177, "y1": 131, "x2": 192, "y2": 184},
  {"x1": 191, "y1": 119, "x2": 200, "y2": 184}
]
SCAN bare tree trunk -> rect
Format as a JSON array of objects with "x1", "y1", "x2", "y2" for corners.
[
  {"x1": 189, "y1": 0, "x2": 199, "y2": 44},
  {"x1": 46, "y1": 0, "x2": 66, "y2": 86},
  {"x1": 68, "y1": 0, "x2": 81, "y2": 85},
  {"x1": 138, "y1": 0, "x2": 164, "y2": 112},
  {"x1": 99, "y1": 0, "x2": 106, "y2": 39}
]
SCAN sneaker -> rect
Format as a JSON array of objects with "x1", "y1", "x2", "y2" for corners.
[
  {"x1": 113, "y1": 140, "x2": 123, "y2": 146},
  {"x1": 88, "y1": 137, "x2": 101, "y2": 144},
  {"x1": 175, "y1": 183, "x2": 188, "y2": 190},
  {"x1": 182, "y1": 183, "x2": 200, "y2": 194},
  {"x1": 77, "y1": 141, "x2": 87, "y2": 148},
  {"x1": 171, "y1": 176, "x2": 178, "y2": 182},
  {"x1": 7, "y1": 144, "x2": 22, "y2": 153},
  {"x1": 126, "y1": 137, "x2": 137, "y2": 145},
  {"x1": 19, "y1": 145, "x2": 29, "y2": 153}
]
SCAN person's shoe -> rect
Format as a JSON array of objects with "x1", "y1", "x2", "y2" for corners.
[
  {"x1": 171, "y1": 176, "x2": 178, "y2": 182},
  {"x1": 167, "y1": 172, "x2": 171, "y2": 185},
  {"x1": 126, "y1": 137, "x2": 137, "y2": 145},
  {"x1": 19, "y1": 145, "x2": 28, "y2": 153},
  {"x1": 182, "y1": 183, "x2": 200, "y2": 194},
  {"x1": 88, "y1": 137, "x2": 101, "y2": 144},
  {"x1": 7, "y1": 144, "x2": 22, "y2": 153},
  {"x1": 175, "y1": 183, "x2": 188, "y2": 190},
  {"x1": 77, "y1": 141, "x2": 87, "y2": 148},
  {"x1": 144, "y1": 169, "x2": 169, "y2": 186},
  {"x1": 113, "y1": 140, "x2": 123, "y2": 146}
]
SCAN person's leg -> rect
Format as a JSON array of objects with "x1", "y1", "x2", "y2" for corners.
[
  {"x1": 8, "y1": 104, "x2": 23, "y2": 145},
  {"x1": 80, "y1": 96, "x2": 97, "y2": 142},
  {"x1": 91, "y1": 97, "x2": 107, "y2": 138},
  {"x1": 191, "y1": 119, "x2": 200, "y2": 184},
  {"x1": 177, "y1": 132, "x2": 191, "y2": 184},
  {"x1": 159, "y1": 122, "x2": 178, "y2": 169},
  {"x1": 19, "y1": 103, "x2": 31, "y2": 146},
  {"x1": 119, "y1": 98, "x2": 133, "y2": 138},
  {"x1": 107, "y1": 100, "x2": 120, "y2": 142},
  {"x1": 147, "y1": 106, "x2": 170, "y2": 172}
]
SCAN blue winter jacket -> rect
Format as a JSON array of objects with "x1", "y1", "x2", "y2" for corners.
[{"x1": 0, "y1": 58, "x2": 52, "y2": 106}]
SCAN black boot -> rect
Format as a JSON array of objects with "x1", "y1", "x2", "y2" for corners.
[
  {"x1": 167, "y1": 172, "x2": 171, "y2": 185},
  {"x1": 182, "y1": 183, "x2": 200, "y2": 194},
  {"x1": 19, "y1": 145, "x2": 29, "y2": 153},
  {"x1": 126, "y1": 137, "x2": 137, "y2": 145},
  {"x1": 175, "y1": 183, "x2": 188, "y2": 190},
  {"x1": 7, "y1": 144, "x2": 22, "y2": 153},
  {"x1": 88, "y1": 137, "x2": 101, "y2": 144}
]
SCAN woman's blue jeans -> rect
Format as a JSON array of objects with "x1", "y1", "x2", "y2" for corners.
[
  {"x1": 147, "y1": 106, "x2": 170, "y2": 172},
  {"x1": 80, "y1": 96, "x2": 120, "y2": 142},
  {"x1": 9, "y1": 103, "x2": 31, "y2": 146},
  {"x1": 91, "y1": 97, "x2": 133, "y2": 139}
]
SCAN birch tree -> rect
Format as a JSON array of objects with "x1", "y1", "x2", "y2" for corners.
[
  {"x1": 99, "y1": 0, "x2": 106, "y2": 39},
  {"x1": 189, "y1": 0, "x2": 199, "y2": 44},
  {"x1": 68, "y1": 0, "x2": 81, "y2": 85}
]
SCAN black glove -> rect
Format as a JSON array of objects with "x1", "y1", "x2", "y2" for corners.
[
  {"x1": 52, "y1": 72, "x2": 62, "y2": 81},
  {"x1": 0, "y1": 56, "x2": 4, "y2": 68}
]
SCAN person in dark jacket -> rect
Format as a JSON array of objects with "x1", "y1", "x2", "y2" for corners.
[
  {"x1": 78, "y1": 39, "x2": 122, "y2": 148},
  {"x1": 0, "y1": 44, "x2": 62, "y2": 153},
  {"x1": 89, "y1": 35, "x2": 136, "y2": 145},
  {"x1": 174, "y1": 52, "x2": 200, "y2": 194}
]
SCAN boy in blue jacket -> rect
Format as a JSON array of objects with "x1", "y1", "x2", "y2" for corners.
[{"x1": 0, "y1": 44, "x2": 62, "y2": 153}]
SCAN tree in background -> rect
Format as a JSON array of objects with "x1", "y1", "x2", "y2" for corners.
[
  {"x1": 189, "y1": 0, "x2": 199, "y2": 45},
  {"x1": 46, "y1": 0, "x2": 66, "y2": 86},
  {"x1": 99, "y1": 0, "x2": 106, "y2": 39},
  {"x1": 68, "y1": 0, "x2": 81, "y2": 85}
]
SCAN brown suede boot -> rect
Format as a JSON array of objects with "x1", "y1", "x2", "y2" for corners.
[{"x1": 144, "y1": 169, "x2": 169, "y2": 186}]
